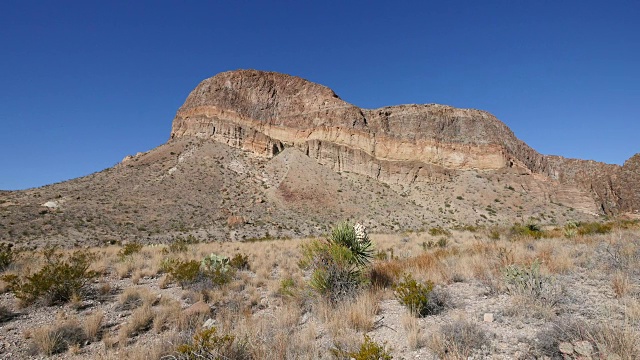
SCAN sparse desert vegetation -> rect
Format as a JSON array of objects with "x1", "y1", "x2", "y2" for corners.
[{"x1": 0, "y1": 219, "x2": 639, "y2": 359}]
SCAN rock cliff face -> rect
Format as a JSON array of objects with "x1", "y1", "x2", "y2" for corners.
[
  {"x1": 170, "y1": 70, "x2": 639, "y2": 215},
  {"x1": 618, "y1": 154, "x2": 640, "y2": 214}
]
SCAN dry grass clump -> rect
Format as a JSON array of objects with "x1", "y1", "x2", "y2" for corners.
[
  {"x1": 220, "y1": 302, "x2": 305, "y2": 360},
  {"x1": 535, "y1": 317, "x2": 640, "y2": 359},
  {"x1": 99, "y1": 332, "x2": 180, "y2": 360},
  {"x1": 501, "y1": 260, "x2": 565, "y2": 320},
  {"x1": 428, "y1": 319, "x2": 490, "y2": 359},
  {"x1": 152, "y1": 299, "x2": 182, "y2": 333},
  {"x1": 603, "y1": 232, "x2": 640, "y2": 273},
  {"x1": 621, "y1": 297, "x2": 640, "y2": 324},
  {"x1": 504, "y1": 294, "x2": 559, "y2": 320},
  {"x1": 407, "y1": 251, "x2": 443, "y2": 272},
  {"x1": 83, "y1": 310, "x2": 104, "y2": 341},
  {"x1": 535, "y1": 241, "x2": 575, "y2": 274},
  {"x1": 100, "y1": 244, "x2": 166, "y2": 279},
  {"x1": 117, "y1": 287, "x2": 158, "y2": 310},
  {"x1": 115, "y1": 257, "x2": 137, "y2": 279},
  {"x1": 119, "y1": 304, "x2": 154, "y2": 343},
  {"x1": 612, "y1": 271, "x2": 632, "y2": 298},
  {"x1": 369, "y1": 260, "x2": 404, "y2": 289},
  {"x1": 29, "y1": 319, "x2": 87, "y2": 356},
  {"x1": 402, "y1": 313, "x2": 423, "y2": 350},
  {"x1": 176, "y1": 306, "x2": 213, "y2": 333},
  {"x1": 343, "y1": 290, "x2": 381, "y2": 331}
]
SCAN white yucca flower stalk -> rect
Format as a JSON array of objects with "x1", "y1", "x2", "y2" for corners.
[{"x1": 354, "y1": 223, "x2": 367, "y2": 242}]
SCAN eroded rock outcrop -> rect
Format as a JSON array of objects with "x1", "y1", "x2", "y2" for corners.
[
  {"x1": 170, "y1": 70, "x2": 638, "y2": 214},
  {"x1": 618, "y1": 154, "x2": 640, "y2": 214}
]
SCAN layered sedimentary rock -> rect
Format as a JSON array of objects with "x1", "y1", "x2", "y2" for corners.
[{"x1": 170, "y1": 70, "x2": 639, "y2": 214}]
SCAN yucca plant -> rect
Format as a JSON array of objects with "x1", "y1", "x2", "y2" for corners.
[
  {"x1": 301, "y1": 221, "x2": 375, "y2": 302},
  {"x1": 329, "y1": 221, "x2": 373, "y2": 267}
]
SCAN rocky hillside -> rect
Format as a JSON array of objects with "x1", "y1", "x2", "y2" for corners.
[
  {"x1": 1, "y1": 70, "x2": 637, "y2": 247},
  {"x1": 171, "y1": 70, "x2": 639, "y2": 215}
]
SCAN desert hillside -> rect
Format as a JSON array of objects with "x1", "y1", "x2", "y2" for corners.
[
  {"x1": 0, "y1": 70, "x2": 639, "y2": 360},
  {"x1": 2, "y1": 70, "x2": 638, "y2": 248}
]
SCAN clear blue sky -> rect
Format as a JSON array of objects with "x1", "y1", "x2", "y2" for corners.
[{"x1": 1, "y1": 1, "x2": 638, "y2": 190}]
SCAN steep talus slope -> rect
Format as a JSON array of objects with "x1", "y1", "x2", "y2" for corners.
[{"x1": 170, "y1": 69, "x2": 638, "y2": 214}]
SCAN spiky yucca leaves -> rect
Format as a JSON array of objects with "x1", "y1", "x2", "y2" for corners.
[
  {"x1": 330, "y1": 221, "x2": 373, "y2": 267},
  {"x1": 301, "y1": 221, "x2": 375, "y2": 302},
  {"x1": 305, "y1": 241, "x2": 364, "y2": 302}
]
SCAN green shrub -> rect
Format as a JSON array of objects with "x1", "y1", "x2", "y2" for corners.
[
  {"x1": 429, "y1": 227, "x2": 451, "y2": 237},
  {"x1": 563, "y1": 221, "x2": 578, "y2": 238},
  {"x1": 163, "y1": 259, "x2": 201, "y2": 288},
  {"x1": 117, "y1": 242, "x2": 143, "y2": 260},
  {"x1": 0, "y1": 243, "x2": 15, "y2": 272},
  {"x1": 577, "y1": 221, "x2": 612, "y2": 236},
  {"x1": 394, "y1": 274, "x2": 448, "y2": 317},
  {"x1": 510, "y1": 222, "x2": 545, "y2": 239},
  {"x1": 168, "y1": 240, "x2": 188, "y2": 253},
  {"x1": 303, "y1": 240, "x2": 365, "y2": 302},
  {"x1": 277, "y1": 277, "x2": 299, "y2": 298},
  {"x1": 2, "y1": 248, "x2": 97, "y2": 306},
  {"x1": 349, "y1": 335, "x2": 393, "y2": 360},
  {"x1": 175, "y1": 326, "x2": 248, "y2": 360},
  {"x1": 229, "y1": 253, "x2": 250, "y2": 270},
  {"x1": 437, "y1": 237, "x2": 448, "y2": 248},
  {"x1": 300, "y1": 221, "x2": 373, "y2": 302},
  {"x1": 488, "y1": 229, "x2": 501, "y2": 240},
  {"x1": 206, "y1": 263, "x2": 235, "y2": 287},
  {"x1": 162, "y1": 254, "x2": 235, "y2": 289},
  {"x1": 332, "y1": 335, "x2": 393, "y2": 360}
]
